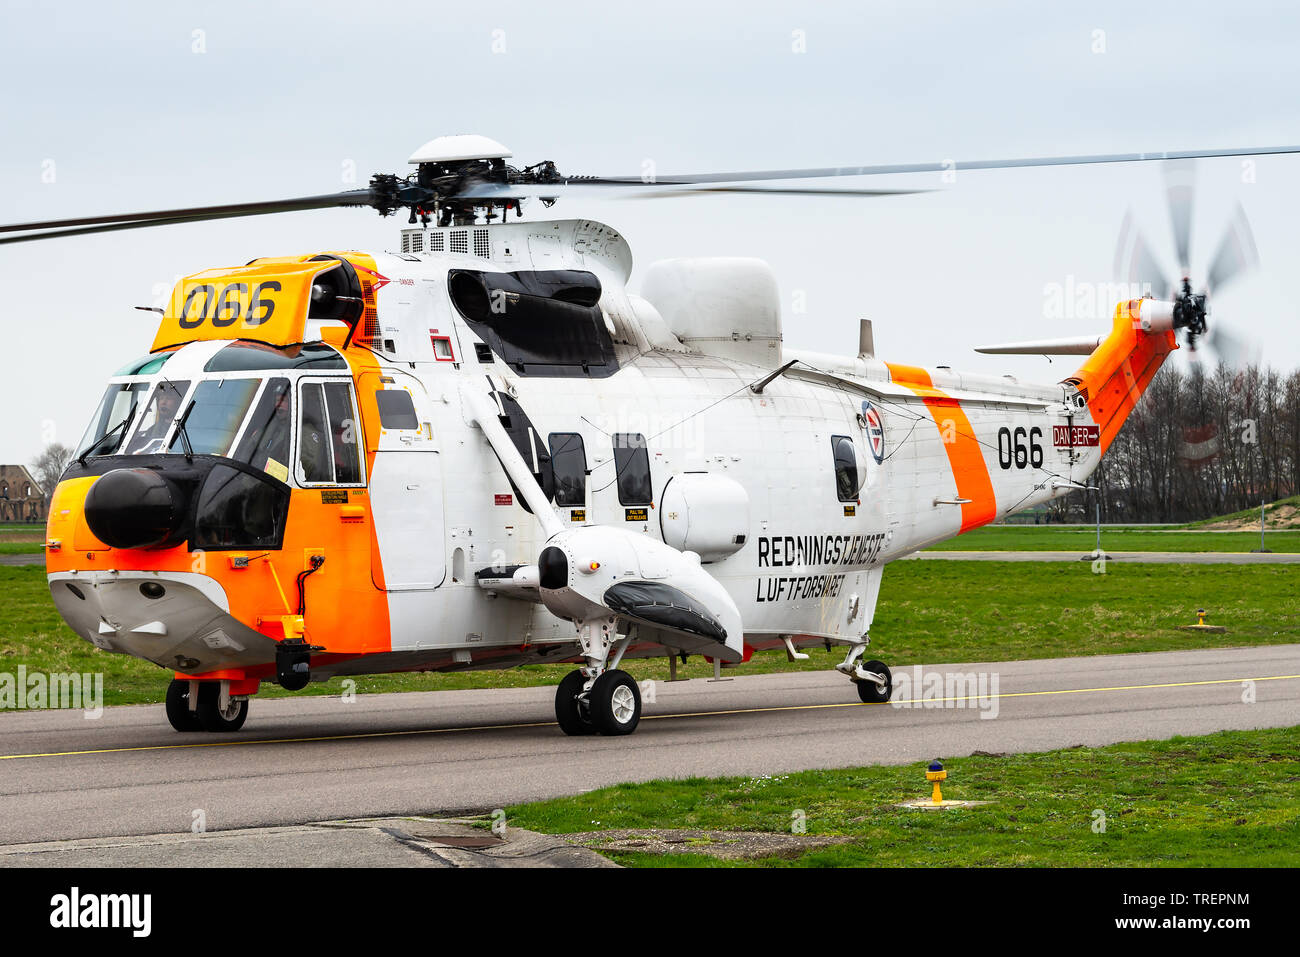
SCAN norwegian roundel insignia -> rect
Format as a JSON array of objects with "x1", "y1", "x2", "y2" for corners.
[{"x1": 862, "y1": 400, "x2": 885, "y2": 464}]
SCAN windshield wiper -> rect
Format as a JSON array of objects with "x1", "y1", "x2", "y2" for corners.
[
  {"x1": 173, "y1": 398, "x2": 196, "y2": 463},
  {"x1": 158, "y1": 377, "x2": 196, "y2": 463},
  {"x1": 77, "y1": 416, "x2": 131, "y2": 466}
]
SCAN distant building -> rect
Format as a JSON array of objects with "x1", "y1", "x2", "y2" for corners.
[{"x1": 0, "y1": 465, "x2": 46, "y2": 523}]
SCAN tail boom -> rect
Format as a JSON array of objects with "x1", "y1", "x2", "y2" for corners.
[{"x1": 1064, "y1": 299, "x2": 1178, "y2": 456}]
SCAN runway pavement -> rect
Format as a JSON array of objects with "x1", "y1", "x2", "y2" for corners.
[{"x1": 0, "y1": 644, "x2": 1296, "y2": 861}]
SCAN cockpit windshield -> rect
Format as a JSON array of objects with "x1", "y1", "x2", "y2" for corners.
[
  {"x1": 123, "y1": 379, "x2": 191, "y2": 455},
  {"x1": 78, "y1": 362, "x2": 353, "y2": 487},
  {"x1": 167, "y1": 378, "x2": 261, "y2": 456}
]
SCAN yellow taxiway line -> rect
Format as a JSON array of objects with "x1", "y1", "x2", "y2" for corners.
[{"x1": 1, "y1": 673, "x2": 1296, "y2": 761}]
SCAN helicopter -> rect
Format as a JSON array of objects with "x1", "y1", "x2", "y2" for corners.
[{"x1": 6, "y1": 134, "x2": 1289, "y2": 735}]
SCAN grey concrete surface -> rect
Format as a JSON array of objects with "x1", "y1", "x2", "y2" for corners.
[{"x1": 1, "y1": 644, "x2": 1296, "y2": 858}]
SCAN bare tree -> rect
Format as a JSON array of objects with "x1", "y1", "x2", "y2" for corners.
[{"x1": 30, "y1": 443, "x2": 73, "y2": 506}]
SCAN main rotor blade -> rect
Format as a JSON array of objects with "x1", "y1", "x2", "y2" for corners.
[
  {"x1": 1164, "y1": 160, "x2": 1195, "y2": 277},
  {"x1": 1115, "y1": 210, "x2": 1172, "y2": 299},
  {"x1": 0, "y1": 189, "x2": 374, "y2": 243},
  {"x1": 572, "y1": 145, "x2": 1300, "y2": 187},
  {"x1": 455, "y1": 182, "x2": 932, "y2": 201},
  {"x1": 1205, "y1": 203, "x2": 1259, "y2": 294}
]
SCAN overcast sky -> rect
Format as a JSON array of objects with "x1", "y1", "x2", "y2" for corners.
[{"x1": 2, "y1": 0, "x2": 1298, "y2": 467}]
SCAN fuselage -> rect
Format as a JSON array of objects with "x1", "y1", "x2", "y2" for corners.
[{"x1": 45, "y1": 218, "x2": 1162, "y2": 693}]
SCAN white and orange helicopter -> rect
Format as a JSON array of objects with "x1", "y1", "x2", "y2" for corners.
[{"x1": 5, "y1": 135, "x2": 1285, "y2": 735}]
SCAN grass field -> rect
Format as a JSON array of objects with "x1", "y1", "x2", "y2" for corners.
[
  {"x1": 925, "y1": 526, "x2": 1300, "y2": 552},
  {"x1": 1184, "y1": 494, "x2": 1300, "y2": 529},
  {"x1": 2, "y1": 559, "x2": 1295, "y2": 708},
  {"x1": 505, "y1": 727, "x2": 1300, "y2": 867}
]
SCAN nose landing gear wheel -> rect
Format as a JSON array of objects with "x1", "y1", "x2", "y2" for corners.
[
  {"x1": 195, "y1": 682, "x2": 249, "y2": 732},
  {"x1": 555, "y1": 669, "x2": 597, "y2": 736},
  {"x1": 856, "y1": 660, "x2": 892, "y2": 704},
  {"x1": 165, "y1": 679, "x2": 205, "y2": 732},
  {"x1": 589, "y1": 669, "x2": 641, "y2": 736}
]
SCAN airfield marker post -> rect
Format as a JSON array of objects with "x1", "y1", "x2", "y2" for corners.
[{"x1": 1252, "y1": 498, "x2": 1272, "y2": 553}]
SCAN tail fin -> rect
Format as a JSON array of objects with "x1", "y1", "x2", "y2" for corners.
[{"x1": 1064, "y1": 299, "x2": 1178, "y2": 456}]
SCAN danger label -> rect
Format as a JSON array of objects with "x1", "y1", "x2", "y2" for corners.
[
  {"x1": 1052, "y1": 425, "x2": 1100, "y2": 447},
  {"x1": 494, "y1": 493, "x2": 513, "y2": 506}
]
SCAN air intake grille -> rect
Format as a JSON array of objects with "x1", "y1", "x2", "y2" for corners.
[
  {"x1": 428, "y1": 232, "x2": 444, "y2": 252},
  {"x1": 450, "y1": 230, "x2": 468, "y2": 254},
  {"x1": 474, "y1": 229, "x2": 490, "y2": 258},
  {"x1": 409, "y1": 233, "x2": 423, "y2": 253},
  {"x1": 353, "y1": 279, "x2": 381, "y2": 350}
]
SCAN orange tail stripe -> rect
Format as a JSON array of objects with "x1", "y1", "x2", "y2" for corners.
[
  {"x1": 1070, "y1": 300, "x2": 1178, "y2": 457},
  {"x1": 886, "y1": 363, "x2": 997, "y2": 533}
]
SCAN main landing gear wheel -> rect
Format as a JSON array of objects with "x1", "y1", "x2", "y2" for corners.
[
  {"x1": 164, "y1": 679, "x2": 205, "y2": 732},
  {"x1": 555, "y1": 669, "x2": 597, "y2": 736},
  {"x1": 195, "y1": 682, "x2": 249, "y2": 732},
  {"x1": 856, "y1": 660, "x2": 893, "y2": 704},
  {"x1": 588, "y1": 669, "x2": 641, "y2": 736}
]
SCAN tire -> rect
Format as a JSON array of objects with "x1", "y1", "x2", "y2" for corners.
[
  {"x1": 165, "y1": 679, "x2": 205, "y2": 732},
  {"x1": 856, "y1": 660, "x2": 892, "y2": 704},
  {"x1": 554, "y1": 669, "x2": 596, "y2": 736},
  {"x1": 195, "y1": 682, "x2": 249, "y2": 732},
  {"x1": 588, "y1": 670, "x2": 641, "y2": 736}
]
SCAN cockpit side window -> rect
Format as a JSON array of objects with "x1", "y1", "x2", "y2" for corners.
[
  {"x1": 232, "y1": 378, "x2": 292, "y2": 482},
  {"x1": 324, "y1": 381, "x2": 362, "y2": 484},
  {"x1": 299, "y1": 383, "x2": 331, "y2": 483},
  {"x1": 297, "y1": 379, "x2": 364, "y2": 486}
]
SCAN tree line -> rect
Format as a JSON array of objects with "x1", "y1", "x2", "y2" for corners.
[{"x1": 1056, "y1": 362, "x2": 1300, "y2": 523}]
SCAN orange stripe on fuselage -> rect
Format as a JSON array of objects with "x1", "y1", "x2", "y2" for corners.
[{"x1": 885, "y1": 363, "x2": 997, "y2": 533}]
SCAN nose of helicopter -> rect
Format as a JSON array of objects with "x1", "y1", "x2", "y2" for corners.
[{"x1": 83, "y1": 468, "x2": 185, "y2": 549}]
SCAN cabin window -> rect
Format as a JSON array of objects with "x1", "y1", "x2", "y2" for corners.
[
  {"x1": 613, "y1": 433, "x2": 653, "y2": 506},
  {"x1": 832, "y1": 435, "x2": 859, "y2": 502},
  {"x1": 375, "y1": 389, "x2": 419, "y2": 430},
  {"x1": 298, "y1": 380, "x2": 363, "y2": 485},
  {"x1": 549, "y1": 433, "x2": 587, "y2": 507}
]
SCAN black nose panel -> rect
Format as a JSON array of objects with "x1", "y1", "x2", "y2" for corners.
[
  {"x1": 538, "y1": 546, "x2": 570, "y2": 590},
  {"x1": 84, "y1": 468, "x2": 184, "y2": 549}
]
